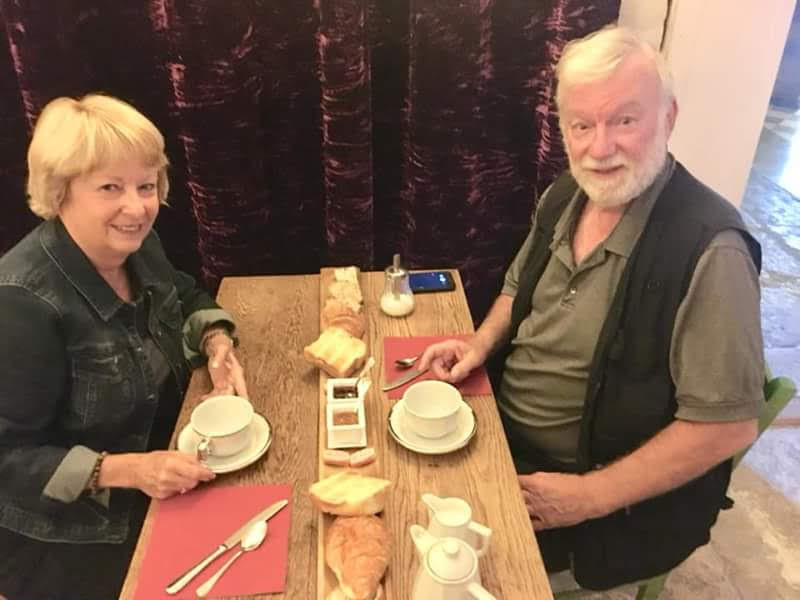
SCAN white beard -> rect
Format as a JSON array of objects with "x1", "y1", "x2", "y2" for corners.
[{"x1": 567, "y1": 120, "x2": 669, "y2": 208}]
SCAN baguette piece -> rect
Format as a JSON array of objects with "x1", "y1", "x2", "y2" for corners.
[
  {"x1": 325, "y1": 516, "x2": 390, "y2": 600},
  {"x1": 310, "y1": 471, "x2": 390, "y2": 516},
  {"x1": 323, "y1": 449, "x2": 352, "y2": 467},
  {"x1": 349, "y1": 447, "x2": 376, "y2": 468},
  {"x1": 304, "y1": 327, "x2": 367, "y2": 378}
]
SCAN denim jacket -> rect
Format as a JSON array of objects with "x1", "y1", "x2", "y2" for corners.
[{"x1": 0, "y1": 219, "x2": 233, "y2": 543}]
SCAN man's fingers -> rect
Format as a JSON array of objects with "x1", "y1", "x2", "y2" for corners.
[{"x1": 430, "y1": 357, "x2": 451, "y2": 380}]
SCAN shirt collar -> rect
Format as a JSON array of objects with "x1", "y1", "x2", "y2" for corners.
[
  {"x1": 550, "y1": 153, "x2": 676, "y2": 258},
  {"x1": 39, "y1": 218, "x2": 165, "y2": 321}
]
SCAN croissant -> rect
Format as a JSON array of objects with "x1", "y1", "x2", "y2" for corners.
[{"x1": 325, "y1": 515, "x2": 390, "y2": 600}]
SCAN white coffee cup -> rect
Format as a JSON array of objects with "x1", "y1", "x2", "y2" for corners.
[
  {"x1": 402, "y1": 380, "x2": 462, "y2": 439},
  {"x1": 423, "y1": 493, "x2": 492, "y2": 557},
  {"x1": 190, "y1": 395, "x2": 254, "y2": 458}
]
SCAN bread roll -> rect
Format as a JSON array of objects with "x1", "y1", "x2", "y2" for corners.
[
  {"x1": 304, "y1": 327, "x2": 367, "y2": 378},
  {"x1": 310, "y1": 471, "x2": 390, "y2": 516},
  {"x1": 322, "y1": 299, "x2": 365, "y2": 339},
  {"x1": 325, "y1": 516, "x2": 390, "y2": 600}
]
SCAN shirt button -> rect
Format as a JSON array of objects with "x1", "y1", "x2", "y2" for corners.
[
  {"x1": 135, "y1": 346, "x2": 144, "y2": 353},
  {"x1": 569, "y1": 288, "x2": 577, "y2": 295},
  {"x1": 156, "y1": 327, "x2": 163, "y2": 336}
]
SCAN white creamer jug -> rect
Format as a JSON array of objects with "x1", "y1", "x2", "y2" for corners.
[{"x1": 422, "y1": 493, "x2": 492, "y2": 557}]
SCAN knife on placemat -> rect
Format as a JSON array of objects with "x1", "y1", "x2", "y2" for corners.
[
  {"x1": 381, "y1": 367, "x2": 429, "y2": 391},
  {"x1": 165, "y1": 498, "x2": 288, "y2": 595}
]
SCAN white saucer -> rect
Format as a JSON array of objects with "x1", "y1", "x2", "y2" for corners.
[
  {"x1": 177, "y1": 413, "x2": 272, "y2": 474},
  {"x1": 387, "y1": 399, "x2": 476, "y2": 455}
]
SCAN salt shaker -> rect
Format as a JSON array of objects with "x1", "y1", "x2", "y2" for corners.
[{"x1": 380, "y1": 253, "x2": 415, "y2": 317}]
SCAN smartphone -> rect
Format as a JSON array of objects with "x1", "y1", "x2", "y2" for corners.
[{"x1": 409, "y1": 271, "x2": 456, "y2": 294}]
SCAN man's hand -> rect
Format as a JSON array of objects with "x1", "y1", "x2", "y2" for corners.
[
  {"x1": 418, "y1": 338, "x2": 487, "y2": 384},
  {"x1": 518, "y1": 472, "x2": 602, "y2": 530}
]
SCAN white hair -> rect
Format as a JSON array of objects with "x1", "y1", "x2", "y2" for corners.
[{"x1": 555, "y1": 25, "x2": 675, "y2": 111}]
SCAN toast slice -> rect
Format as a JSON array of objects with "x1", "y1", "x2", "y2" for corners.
[
  {"x1": 304, "y1": 327, "x2": 367, "y2": 378},
  {"x1": 310, "y1": 471, "x2": 390, "y2": 516}
]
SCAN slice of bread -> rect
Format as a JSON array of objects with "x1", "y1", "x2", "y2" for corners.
[
  {"x1": 304, "y1": 327, "x2": 367, "y2": 378},
  {"x1": 334, "y1": 266, "x2": 360, "y2": 285},
  {"x1": 329, "y1": 280, "x2": 363, "y2": 313},
  {"x1": 310, "y1": 471, "x2": 390, "y2": 516}
]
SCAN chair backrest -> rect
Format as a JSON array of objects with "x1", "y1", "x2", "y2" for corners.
[{"x1": 732, "y1": 374, "x2": 797, "y2": 469}]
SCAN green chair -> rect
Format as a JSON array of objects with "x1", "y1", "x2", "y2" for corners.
[{"x1": 553, "y1": 372, "x2": 797, "y2": 600}]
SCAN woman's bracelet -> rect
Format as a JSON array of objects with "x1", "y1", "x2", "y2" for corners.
[{"x1": 87, "y1": 451, "x2": 108, "y2": 493}]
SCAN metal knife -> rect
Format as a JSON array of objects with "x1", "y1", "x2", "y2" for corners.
[
  {"x1": 381, "y1": 367, "x2": 429, "y2": 391},
  {"x1": 165, "y1": 498, "x2": 288, "y2": 595}
]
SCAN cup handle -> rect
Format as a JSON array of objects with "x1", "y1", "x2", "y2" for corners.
[
  {"x1": 197, "y1": 437, "x2": 213, "y2": 462},
  {"x1": 468, "y1": 521, "x2": 492, "y2": 557}
]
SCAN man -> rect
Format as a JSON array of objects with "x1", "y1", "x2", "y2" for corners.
[{"x1": 419, "y1": 26, "x2": 763, "y2": 589}]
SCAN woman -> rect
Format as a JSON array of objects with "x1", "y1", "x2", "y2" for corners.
[{"x1": 0, "y1": 94, "x2": 248, "y2": 599}]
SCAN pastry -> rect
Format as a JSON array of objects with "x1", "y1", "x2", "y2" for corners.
[{"x1": 325, "y1": 515, "x2": 390, "y2": 600}]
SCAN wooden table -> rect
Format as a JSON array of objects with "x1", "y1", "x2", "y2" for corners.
[{"x1": 120, "y1": 271, "x2": 553, "y2": 599}]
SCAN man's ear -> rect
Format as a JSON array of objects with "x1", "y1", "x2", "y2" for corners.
[{"x1": 665, "y1": 98, "x2": 678, "y2": 135}]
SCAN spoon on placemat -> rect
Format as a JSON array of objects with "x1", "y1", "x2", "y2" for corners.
[
  {"x1": 394, "y1": 355, "x2": 419, "y2": 369},
  {"x1": 195, "y1": 520, "x2": 268, "y2": 598}
]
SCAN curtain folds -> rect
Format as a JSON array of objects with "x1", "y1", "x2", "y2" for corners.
[{"x1": 0, "y1": 0, "x2": 620, "y2": 321}]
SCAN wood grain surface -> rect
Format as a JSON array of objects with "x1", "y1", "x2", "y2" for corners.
[
  {"x1": 120, "y1": 271, "x2": 553, "y2": 600},
  {"x1": 315, "y1": 270, "x2": 553, "y2": 600},
  {"x1": 120, "y1": 275, "x2": 321, "y2": 600}
]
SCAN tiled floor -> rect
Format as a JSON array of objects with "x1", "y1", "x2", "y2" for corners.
[{"x1": 551, "y1": 109, "x2": 800, "y2": 598}]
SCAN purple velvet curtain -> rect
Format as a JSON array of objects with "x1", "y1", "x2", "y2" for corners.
[{"x1": 0, "y1": 0, "x2": 619, "y2": 321}]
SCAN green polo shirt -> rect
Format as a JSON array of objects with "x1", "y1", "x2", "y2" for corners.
[{"x1": 499, "y1": 157, "x2": 763, "y2": 464}]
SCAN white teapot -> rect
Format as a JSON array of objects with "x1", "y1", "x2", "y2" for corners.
[
  {"x1": 410, "y1": 525, "x2": 497, "y2": 600},
  {"x1": 422, "y1": 493, "x2": 492, "y2": 557}
]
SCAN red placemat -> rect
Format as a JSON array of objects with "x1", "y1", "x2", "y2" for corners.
[
  {"x1": 382, "y1": 335, "x2": 493, "y2": 399},
  {"x1": 133, "y1": 484, "x2": 292, "y2": 599}
]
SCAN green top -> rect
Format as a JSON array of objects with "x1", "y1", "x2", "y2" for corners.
[{"x1": 499, "y1": 157, "x2": 764, "y2": 463}]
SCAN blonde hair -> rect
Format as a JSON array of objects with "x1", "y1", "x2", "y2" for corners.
[
  {"x1": 26, "y1": 94, "x2": 170, "y2": 219},
  {"x1": 555, "y1": 26, "x2": 674, "y2": 111}
]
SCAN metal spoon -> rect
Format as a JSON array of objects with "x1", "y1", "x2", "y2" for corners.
[
  {"x1": 394, "y1": 355, "x2": 419, "y2": 369},
  {"x1": 352, "y1": 357, "x2": 375, "y2": 392},
  {"x1": 195, "y1": 520, "x2": 268, "y2": 598}
]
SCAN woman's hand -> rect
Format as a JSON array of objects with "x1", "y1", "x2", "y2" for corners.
[
  {"x1": 99, "y1": 451, "x2": 215, "y2": 499},
  {"x1": 205, "y1": 347, "x2": 249, "y2": 400},
  {"x1": 132, "y1": 450, "x2": 215, "y2": 499},
  {"x1": 203, "y1": 330, "x2": 249, "y2": 400}
]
